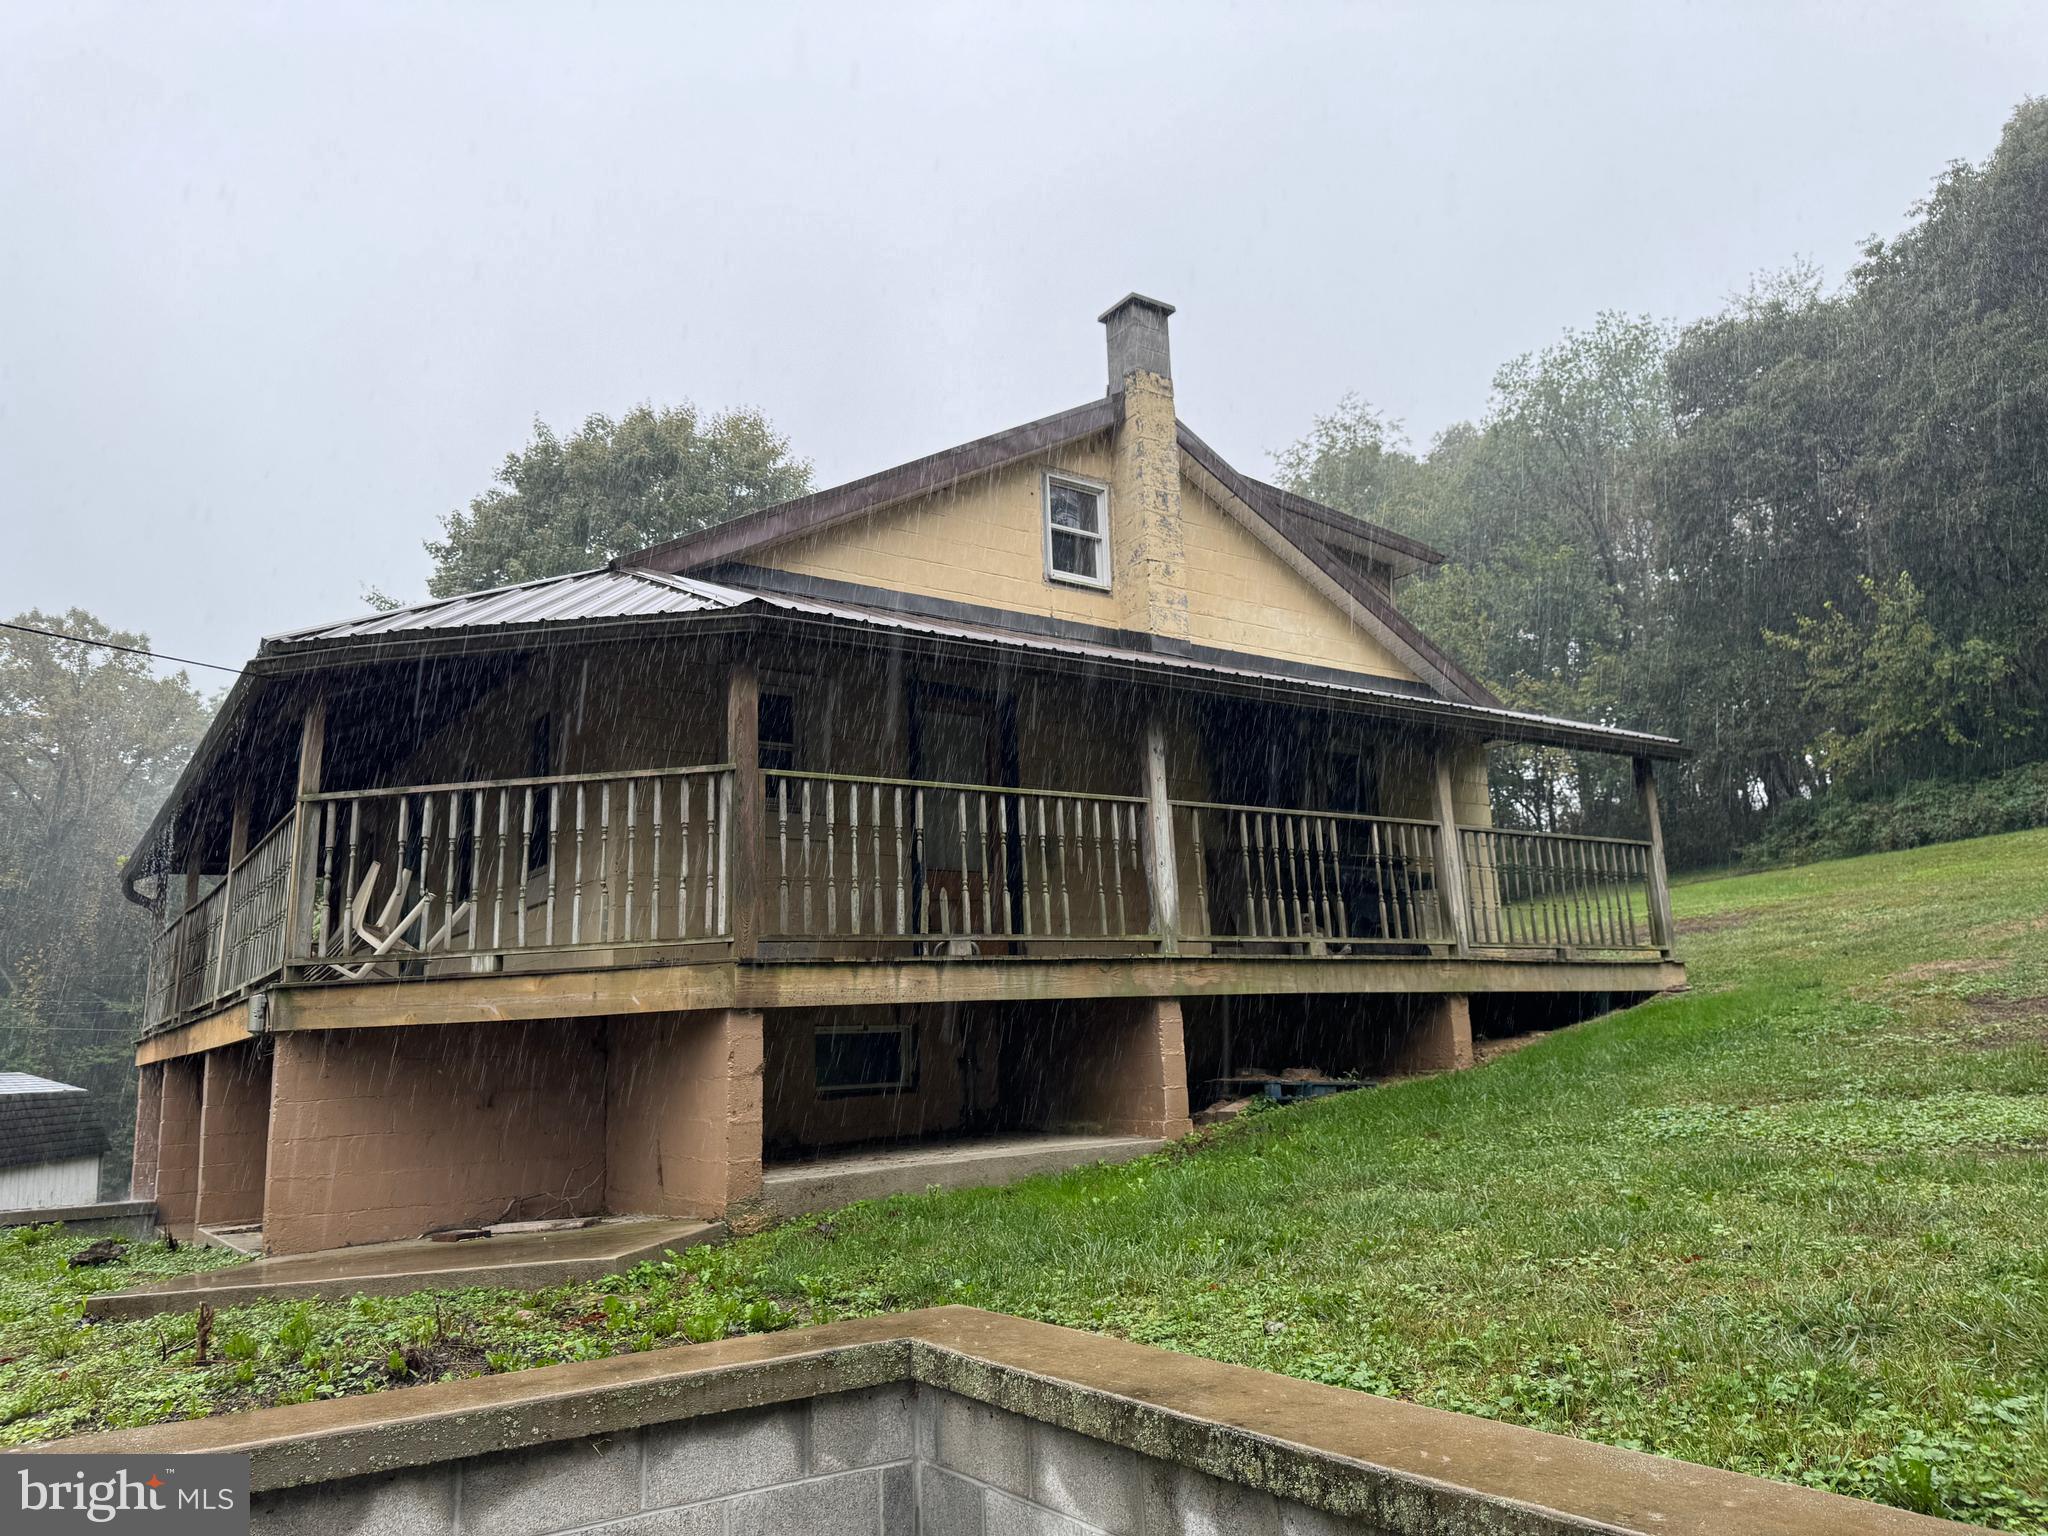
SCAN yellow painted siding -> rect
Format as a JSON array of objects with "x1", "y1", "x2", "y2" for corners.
[
  {"x1": 761, "y1": 438, "x2": 1128, "y2": 629},
  {"x1": 755, "y1": 435, "x2": 1420, "y2": 684},
  {"x1": 1178, "y1": 479, "x2": 1415, "y2": 681}
]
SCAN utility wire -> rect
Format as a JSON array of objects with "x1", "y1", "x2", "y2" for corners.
[{"x1": 0, "y1": 619, "x2": 244, "y2": 676}]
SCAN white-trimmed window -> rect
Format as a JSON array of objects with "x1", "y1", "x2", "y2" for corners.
[{"x1": 1043, "y1": 472, "x2": 1110, "y2": 589}]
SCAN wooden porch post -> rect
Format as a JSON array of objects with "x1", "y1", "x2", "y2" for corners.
[
  {"x1": 285, "y1": 694, "x2": 327, "y2": 967},
  {"x1": 1141, "y1": 714, "x2": 1181, "y2": 954},
  {"x1": 1430, "y1": 747, "x2": 1473, "y2": 956},
  {"x1": 1634, "y1": 756, "x2": 1676, "y2": 955},
  {"x1": 211, "y1": 784, "x2": 254, "y2": 992},
  {"x1": 725, "y1": 656, "x2": 762, "y2": 959}
]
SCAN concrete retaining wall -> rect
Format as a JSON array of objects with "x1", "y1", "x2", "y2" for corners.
[
  {"x1": 249, "y1": 1382, "x2": 1377, "y2": 1534},
  {"x1": 37, "y1": 1308, "x2": 1967, "y2": 1536}
]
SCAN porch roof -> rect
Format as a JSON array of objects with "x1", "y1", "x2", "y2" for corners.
[
  {"x1": 259, "y1": 564, "x2": 1685, "y2": 761},
  {"x1": 125, "y1": 563, "x2": 1682, "y2": 902}
]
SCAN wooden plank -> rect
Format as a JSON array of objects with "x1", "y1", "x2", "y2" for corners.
[
  {"x1": 250, "y1": 951, "x2": 1684, "y2": 1037},
  {"x1": 267, "y1": 963, "x2": 740, "y2": 1033},
  {"x1": 134, "y1": 1002, "x2": 252, "y2": 1065}
]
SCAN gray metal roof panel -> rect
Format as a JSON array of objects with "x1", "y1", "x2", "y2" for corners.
[{"x1": 264, "y1": 568, "x2": 747, "y2": 646}]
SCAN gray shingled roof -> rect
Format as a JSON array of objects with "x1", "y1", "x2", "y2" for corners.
[{"x1": 0, "y1": 1074, "x2": 108, "y2": 1172}]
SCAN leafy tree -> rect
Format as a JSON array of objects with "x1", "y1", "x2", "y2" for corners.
[
  {"x1": 425, "y1": 403, "x2": 813, "y2": 596},
  {"x1": 1766, "y1": 573, "x2": 2022, "y2": 788},
  {"x1": 0, "y1": 612, "x2": 212, "y2": 1192},
  {"x1": 1281, "y1": 98, "x2": 2048, "y2": 865}
]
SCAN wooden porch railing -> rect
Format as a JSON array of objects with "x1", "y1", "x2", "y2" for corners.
[
  {"x1": 763, "y1": 770, "x2": 1156, "y2": 949},
  {"x1": 290, "y1": 765, "x2": 734, "y2": 975},
  {"x1": 1459, "y1": 827, "x2": 1659, "y2": 952},
  {"x1": 1171, "y1": 801, "x2": 1452, "y2": 951},
  {"x1": 140, "y1": 763, "x2": 1675, "y2": 1033},
  {"x1": 141, "y1": 814, "x2": 298, "y2": 1032}
]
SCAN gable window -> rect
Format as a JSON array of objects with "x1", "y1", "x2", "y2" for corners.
[{"x1": 1043, "y1": 472, "x2": 1111, "y2": 590}]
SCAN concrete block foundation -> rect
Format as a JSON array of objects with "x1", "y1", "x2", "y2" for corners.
[
  {"x1": 154, "y1": 1056, "x2": 204, "y2": 1230},
  {"x1": 262, "y1": 1020, "x2": 608, "y2": 1255},
  {"x1": 1389, "y1": 994, "x2": 1473, "y2": 1075},
  {"x1": 137, "y1": 991, "x2": 1224, "y2": 1256},
  {"x1": 197, "y1": 1041, "x2": 271, "y2": 1227},
  {"x1": 606, "y1": 1009, "x2": 765, "y2": 1220}
]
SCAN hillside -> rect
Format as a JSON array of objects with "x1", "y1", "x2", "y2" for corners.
[{"x1": 5, "y1": 831, "x2": 2046, "y2": 1528}]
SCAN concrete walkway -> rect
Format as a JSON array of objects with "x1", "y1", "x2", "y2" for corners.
[
  {"x1": 85, "y1": 1216, "x2": 722, "y2": 1321},
  {"x1": 762, "y1": 1132, "x2": 1161, "y2": 1216}
]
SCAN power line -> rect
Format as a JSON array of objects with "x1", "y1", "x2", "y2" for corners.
[{"x1": 0, "y1": 620, "x2": 243, "y2": 676}]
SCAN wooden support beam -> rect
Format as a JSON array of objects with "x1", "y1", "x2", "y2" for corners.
[
  {"x1": 1430, "y1": 748, "x2": 1473, "y2": 955},
  {"x1": 178, "y1": 952, "x2": 1686, "y2": 1047},
  {"x1": 725, "y1": 657, "x2": 762, "y2": 959},
  {"x1": 1142, "y1": 715, "x2": 1180, "y2": 955},
  {"x1": 1634, "y1": 756, "x2": 1676, "y2": 954},
  {"x1": 227, "y1": 789, "x2": 253, "y2": 868},
  {"x1": 285, "y1": 694, "x2": 328, "y2": 975}
]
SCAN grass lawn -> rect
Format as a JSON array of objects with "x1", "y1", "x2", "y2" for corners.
[{"x1": 4, "y1": 831, "x2": 2046, "y2": 1529}]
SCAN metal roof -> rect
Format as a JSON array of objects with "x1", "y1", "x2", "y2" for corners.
[
  {"x1": 256, "y1": 565, "x2": 1680, "y2": 756},
  {"x1": 265, "y1": 567, "x2": 746, "y2": 645}
]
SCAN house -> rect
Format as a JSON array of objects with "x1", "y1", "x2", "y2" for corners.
[
  {"x1": 0, "y1": 1073, "x2": 108, "y2": 1211},
  {"x1": 123, "y1": 296, "x2": 1684, "y2": 1257}
]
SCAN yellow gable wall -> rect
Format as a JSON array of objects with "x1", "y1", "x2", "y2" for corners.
[
  {"x1": 753, "y1": 438, "x2": 1420, "y2": 684},
  {"x1": 1177, "y1": 477, "x2": 1415, "y2": 681},
  {"x1": 761, "y1": 435, "x2": 1128, "y2": 629}
]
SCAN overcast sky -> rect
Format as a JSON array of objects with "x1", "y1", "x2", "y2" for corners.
[{"x1": 2, "y1": 2, "x2": 2042, "y2": 673}]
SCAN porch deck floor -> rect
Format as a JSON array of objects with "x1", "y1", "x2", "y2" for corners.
[
  {"x1": 84, "y1": 1216, "x2": 723, "y2": 1322},
  {"x1": 761, "y1": 1131, "x2": 1162, "y2": 1217}
]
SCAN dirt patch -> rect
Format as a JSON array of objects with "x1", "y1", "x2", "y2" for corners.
[
  {"x1": 1474, "y1": 1031, "x2": 1550, "y2": 1066},
  {"x1": 1894, "y1": 958, "x2": 2005, "y2": 983},
  {"x1": 1675, "y1": 909, "x2": 1757, "y2": 937},
  {"x1": 1960, "y1": 994, "x2": 2048, "y2": 1049}
]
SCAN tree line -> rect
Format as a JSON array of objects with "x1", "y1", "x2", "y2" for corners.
[{"x1": 1276, "y1": 99, "x2": 2048, "y2": 867}]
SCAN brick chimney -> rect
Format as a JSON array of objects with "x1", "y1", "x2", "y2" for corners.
[{"x1": 1099, "y1": 294, "x2": 1189, "y2": 647}]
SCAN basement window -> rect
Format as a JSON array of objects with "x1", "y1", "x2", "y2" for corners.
[
  {"x1": 1043, "y1": 472, "x2": 1111, "y2": 590},
  {"x1": 815, "y1": 1019, "x2": 917, "y2": 1098}
]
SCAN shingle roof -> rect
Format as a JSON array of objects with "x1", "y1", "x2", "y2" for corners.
[{"x1": 0, "y1": 1075, "x2": 107, "y2": 1173}]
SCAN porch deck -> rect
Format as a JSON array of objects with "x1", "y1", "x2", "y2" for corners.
[{"x1": 139, "y1": 763, "x2": 1677, "y2": 1044}]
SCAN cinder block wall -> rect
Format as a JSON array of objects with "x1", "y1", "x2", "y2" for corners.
[
  {"x1": 1006, "y1": 997, "x2": 1192, "y2": 1140},
  {"x1": 248, "y1": 1383, "x2": 1389, "y2": 1535},
  {"x1": 197, "y1": 1041, "x2": 271, "y2": 1226},
  {"x1": 263, "y1": 1020, "x2": 607, "y2": 1254},
  {"x1": 605, "y1": 1009, "x2": 763, "y2": 1218},
  {"x1": 153, "y1": 1057, "x2": 204, "y2": 1229}
]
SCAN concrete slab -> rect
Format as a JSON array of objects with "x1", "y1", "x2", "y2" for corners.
[
  {"x1": 84, "y1": 1216, "x2": 723, "y2": 1321},
  {"x1": 761, "y1": 1133, "x2": 1161, "y2": 1216},
  {"x1": 196, "y1": 1222, "x2": 265, "y2": 1257}
]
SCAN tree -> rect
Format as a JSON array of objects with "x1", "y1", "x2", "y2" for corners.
[
  {"x1": 425, "y1": 403, "x2": 813, "y2": 596},
  {"x1": 0, "y1": 612, "x2": 212, "y2": 1192}
]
